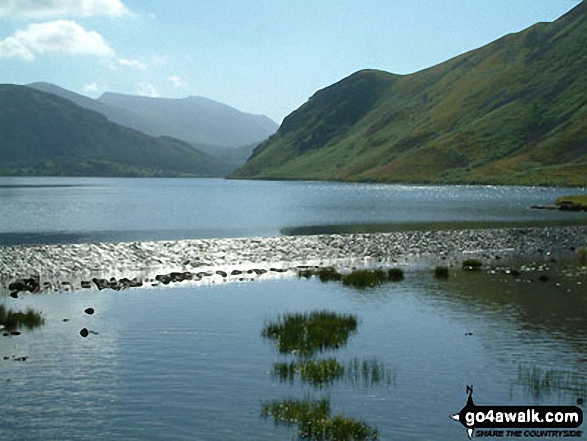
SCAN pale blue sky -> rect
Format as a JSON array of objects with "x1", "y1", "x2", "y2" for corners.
[{"x1": 0, "y1": 0, "x2": 581, "y2": 123}]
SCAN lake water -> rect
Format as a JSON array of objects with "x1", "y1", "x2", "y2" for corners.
[
  {"x1": 0, "y1": 268, "x2": 585, "y2": 440},
  {"x1": 0, "y1": 177, "x2": 586, "y2": 439},
  {"x1": 0, "y1": 177, "x2": 585, "y2": 245}
]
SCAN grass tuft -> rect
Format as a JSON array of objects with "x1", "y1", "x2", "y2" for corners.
[
  {"x1": 262, "y1": 311, "x2": 358, "y2": 357},
  {"x1": 462, "y1": 259, "x2": 483, "y2": 271},
  {"x1": 262, "y1": 398, "x2": 378, "y2": 440},
  {"x1": 0, "y1": 305, "x2": 44, "y2": 331},
  {"x1": 434, "y1": 266, "x2": 449, "y2": 279}
]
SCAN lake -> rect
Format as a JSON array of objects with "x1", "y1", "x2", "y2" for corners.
[
  {"x1": 0, "y1": 177, "x2": 586, "y2": 440},
  {"x1": 0, "y1": 177, "x2": 585, "y2": 245},
  {"x1": 1, "y1": 267, "x2": 585, "y2": 440}
]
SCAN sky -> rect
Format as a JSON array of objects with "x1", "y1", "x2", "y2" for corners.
[{"x1": 0, "y1": 0, "x2": 582, "y2": 123}]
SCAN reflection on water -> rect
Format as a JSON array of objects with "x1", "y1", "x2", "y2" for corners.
[
  {"x1": 0, "y1": 262, "x2": 585, "y2": 440},
  {"x1": 1, "y1": 177, "x2": 586, "y2": 245}
]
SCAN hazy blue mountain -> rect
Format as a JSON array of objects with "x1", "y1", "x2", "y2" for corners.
[
  {"x1": 0, "y1": 85, "x2": 232, "y2": 177},
  {"x1": 98, "y1": 92, "x2": 278, "y2": 148}
]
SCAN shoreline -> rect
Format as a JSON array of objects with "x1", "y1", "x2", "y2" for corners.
[{"x1": 1, "y1": 225, "x2": 586, "y2": 294}]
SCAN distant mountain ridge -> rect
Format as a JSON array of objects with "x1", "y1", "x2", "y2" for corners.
[
  {"x1": 232, "y1": 2, "x2": 587, "y2": 186},
  {"x1": 0, "y1": 85, "x2": 231, "y2": 177},
  {"x1": 98, "y1": 92, "x2": 278, "y2": 148}
]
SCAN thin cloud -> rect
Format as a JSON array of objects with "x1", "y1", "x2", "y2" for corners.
[
  {"x1": 118, "y1": 58, "x2": 147, "y2": 70},
  {"x1": 83, "y1": 82, "x2": 100, "y2": 94},
  {"x1": 168, "y1": 76, "x2": 187, "y2": 88},
  {"x1": 137, "y1": 82, "x2": 159, "y2": 97},
  {"x1": 0, "y1": 20, "x2": 115, "y2": 61},
  {"x1": 0, "y1": 0, "x2": 128, "y2": 19}
]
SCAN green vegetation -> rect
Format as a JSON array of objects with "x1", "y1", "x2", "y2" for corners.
[
  {"x1": 462, "y1": 259, "x2": 483, "y2": 271},
  {"x1": 232, "y1": 3, "x2": 587, "y2": 186},
  {"x1": 0, "y1": 85, "x2": 232, "y2": 177},
  {"x1": 434, "y1": 266, "x2": 450, "y2": 279},
  {"x1": 262, "y1": 311, "x2": 358, "y2": 356},
  {"x1": 273, "y1": 358, "x2": 345, "y2": 386},
  {"x1": 555, "y1": 194, "x2": 587, "y2": 211},
  {"x1": 387, "y1": 268, "x2": 404, "y2": 281},
  {"x1": 342, "y1": 270, "x2": 388, "y2": 288},
  {"x1": 345, "y1": 357, "x2": 395, "y2": 388},
  {"x1": 0, "y1": 305, "x2": 44, "y2": 331},
  {"x1": 298, "y1": 267, "x2": 343, "y2": 282},
  {"x1": 517, "y1": 364, "x2": 587, "y2": 400},
  {"x1": 261, "y1": 398, "x2": 378, "y2": 440},
  {"x1": 341, "y1": 268, "x2": 404, "y2": 288},
  {"x1": 578, "y1": 247, "x2": 586, "y2": 267}
]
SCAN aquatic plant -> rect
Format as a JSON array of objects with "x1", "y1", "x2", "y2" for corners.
[
  {"x1": 298, "y1": 267, "x2": 342, "y2": 282},
  {"x1": 262, "y1": 398, "x2": 378, "y2": 440},
  {"x1": 578, "y1": 247, "x2": 586, "y2": 267},
  {"x1": 346, "y1": 357, "x2": 395, "y2": 388},
  {"x1": 262, "y1": 311, "x2": 358, "y2": 356},
  {"x1": 461, "y1": 259, "x2": 483, "y2": 270},
  {"x1": 387, "y1": 268, "x2": 404, "y2": 282},
  {"x1": 342, "y1": 270, "x2": 388, "y2": 288},
  {"x1": 0, "y1": 304, "x2": 44, "y2": 332},
  {"x1": 434, "y1": 266, "x2": 449, "y2": 279},
  {"x1": 517, "y1": 364, "x2": 587, "y2": 400},
  {"x1": 273, "y1": 359, "x2": 345, "y2": 386}
]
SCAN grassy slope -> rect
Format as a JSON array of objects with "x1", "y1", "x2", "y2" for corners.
[
  {"x1": 0, "y1": 86, "x2": 232, "y2": 177},
  {"x1": 232, "y1": 3, "x2": 587, "y2": 186}
]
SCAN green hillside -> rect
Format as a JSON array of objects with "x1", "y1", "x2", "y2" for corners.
[
  {"x1": 0, "y1": 85, "x2": 232, "y2": 177},
  {"x1": 232, "y1": 3, "x2": 587, "y2": 186}
]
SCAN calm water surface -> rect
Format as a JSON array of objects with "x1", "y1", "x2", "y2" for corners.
[
  {"x1": 0, "y1": 269, "x2": 585, "y2": 440},
  {"x1": 0, "y1": 177, "x2": 585, "y2": 245}
]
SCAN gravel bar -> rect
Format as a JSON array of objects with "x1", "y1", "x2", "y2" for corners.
[{"x1": 1, "y1": 226, "x2": 585, "y2": 292}]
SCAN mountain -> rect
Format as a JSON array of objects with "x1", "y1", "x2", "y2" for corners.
[
  {"x1": 98, "y1": 92, "x2": 278, "y2": 148},
  {"x1": 27, "y1": 83, "x2": 278, "y2": 170},
  {"x1": 232, "y1": 3, "x2": 587, "y2": 186},
  {"x1": 0, "y1": 85, "x2": 232, "y2": 177}
]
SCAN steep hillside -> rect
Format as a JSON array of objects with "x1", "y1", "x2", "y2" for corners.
[
  {"x1": 0, "y1": 85, "x2": 232, "y2": 177},
  {"x1": 232, "y1": 3, "x2": 587, "y2": 186},
  {"x1": 99, "y1": 93, "x2": 278, "y2": 148}
]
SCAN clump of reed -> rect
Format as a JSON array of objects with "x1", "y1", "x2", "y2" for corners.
[
  {"x1": 261, "y1": 398, "x2": 378, "y2": 440},
  {"x1": 298, "y1": 267, "x2": 343, "y2": 282},
  {"x1": 342, "y1": 268, "x2": 404, "y2": 288},
  {"x1": 262, "y1": 311, "x2": 358, "y2": 356},
  {"x1": 461, "y1": 259, "x2": 483, "y2": 271},
  {"x1": 434, "y1": 266, "x2": 449, "y2": 279},
  {"x1": 0, "y1": 304, "x2": 44, "y2": 331},
  {"x1": 345, "y1": 357, "x2": 395, "y2": 388},
  {"x1": 273, "y1": 358, "x2": 345, "y2": 386},
  {"x1": 517, "y1": 364, "x2": 587, "y2": 400},
  {"x1": 578, "y1": 247, "x2": 586, "y2": 267}
]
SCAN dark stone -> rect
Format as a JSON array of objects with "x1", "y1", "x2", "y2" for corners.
[
  {"x1": 10, "y1": 331, "x2": 20, "y2": 336},
  {"x1": 80, "y1": 328, "x2": 89, "y2": 338},
  {"x1": 9, "y1": 292, "x2": 18, "y2": 299},
  {"x1": 8, "y1": 281, "x2": 25, "y2": 292},
  {"x1": 231, "y1": 270, "x2": 243, "y2": 276},
  {"x1": 63, "y1": 319, "x2": 69, "y2": 322},
  {"x1": 81, "y1": 281, "x2": 92, "y2": 289},
  {"x1": 539, "y1": 275, "x2": 549, "y2": 282},
  {"x1": 84, "y1": 308, "x2": 95, "y2": 315},
  {"x1": 216, "y1": 271, "x2": 228, "y2": 277}
]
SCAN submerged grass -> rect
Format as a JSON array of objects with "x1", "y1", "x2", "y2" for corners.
[
  {"x1": 273, "y1": 359, "x2": 346, "y2": 387},
  {"x1": 517, "y1": 364, "x2": 587, "y2": 400},
  {"x1": 263, "y1": 311, "x2": 358, "y2": 357},
  {"x1": 261, "y1": 398, "x2": 378, "y2": 440},
  {"x1": 0, "y1": 304, "x2": 44, "y2": 331}
]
